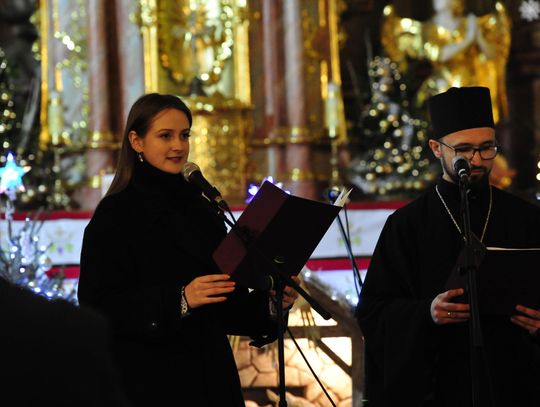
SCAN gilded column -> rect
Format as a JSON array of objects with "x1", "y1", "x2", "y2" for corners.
[
  {"x1": 40, "y1": 0, "x2": 68, "y2": 149},
  {"x1": 283, "y1": 0, "x2": 316, "y2": 199},
  {"x1": 82, "y1": 0, "x2": 116, "y2": 209}
]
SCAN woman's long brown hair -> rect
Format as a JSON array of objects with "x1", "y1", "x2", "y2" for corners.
[{"x1": 105, "y1": 93, "x2": 192, "y2": 197}]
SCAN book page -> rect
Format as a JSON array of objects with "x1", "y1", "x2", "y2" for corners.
[
  {"x1": 333, "y1": 188, "x2": 353, "y2": 207},
  {"x1": 486, "y1": 247, "x2": 540, "y2": 251}
]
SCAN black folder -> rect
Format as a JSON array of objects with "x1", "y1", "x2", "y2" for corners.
[
  {"x1": 212, "y1": 181, "x2": 341, "y2": 290},
  {"x1": 445, "y1": 245, "x2": 540, "y2": 316}
]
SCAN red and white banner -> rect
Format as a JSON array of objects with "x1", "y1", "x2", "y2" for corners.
[{"x1": 1, "y1": 202, "x2": 405, "y2": 268}]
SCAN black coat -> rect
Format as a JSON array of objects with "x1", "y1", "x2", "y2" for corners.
[
  {"x1": 78, "y1": 161, "x2": 277, "y2": 407},
  {"x1": 0, "y1": 278, "x2": 128, "y2": 407},
  {"x1": 356, "y1": 178, "x2": 540, "y2": 407}
]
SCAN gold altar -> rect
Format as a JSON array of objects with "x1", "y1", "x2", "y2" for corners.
[{"x1": 138, "y1": 0, "x2": 251, "y2": 204}]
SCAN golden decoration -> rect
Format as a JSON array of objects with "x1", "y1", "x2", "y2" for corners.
[
  {"x1": 185, "y1": 95, "x2": 250, "y2": 204},
  {"x1": 137, "y1": 0, "x2": 250, "y2": 98},
  {"x1": 288, "y1": 168, "x2": 316, "y2": 182},
  {"x1": 137, "y1": 1, "x2": 253, "y2": 203},
  {"x1": 47, "y1": 91, "x2": 70, "y2": 146},
  {"x1": 39, "y1": 0, "x2": 89, "y2": 150},
  {"x1": 138, "y1": 0, "x2": 159, "y2": 92},
  {"x1": 86, "y1": 131, "x2": 119, "y2": 149},
  {"x1": 38, "y1": 0, "x2": 51, "y2": 150},
  {"x1": 381, "y1": 2, "x2": 511, "y2": 123}
]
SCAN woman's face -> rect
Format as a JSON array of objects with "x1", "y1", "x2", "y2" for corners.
[{"x1": 129, "y1": 108, "x2": 191, "y2": 174}]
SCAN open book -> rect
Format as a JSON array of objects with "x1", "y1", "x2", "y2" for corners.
[
  {"x1": 212, "y1": 181, "x2": 345, "y2": 290},
  {"x1": 445, "y1": 239, "x2": 540, "y2": 316}
]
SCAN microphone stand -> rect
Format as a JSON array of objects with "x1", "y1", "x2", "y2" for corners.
[
  {"x1": 325, "y1": 191, "x2": 363, "y2": 295},
  {"x1": 213, "y1": 202, "x2": 333, "y2": 407},
  {"x1": 457, "y1": 174, "x2": 489, "y2": 407}
]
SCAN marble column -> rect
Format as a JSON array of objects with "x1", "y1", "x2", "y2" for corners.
[
  {"x1": 76, "y1": 0, "x2": 117, "y2": 210},
  {"x1": 115, "y1": 0, "x2": 145, "y2": 128},
  {"x1": 282, "y1": 0, "x2": 316, "y2": 199},
  {"x1": 262, "y1": 0, "x2": 286, "y2": 179}
]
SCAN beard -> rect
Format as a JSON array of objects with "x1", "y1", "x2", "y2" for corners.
[{"x1": 442, "y1": 158, "x2": 491, "y2": 185}]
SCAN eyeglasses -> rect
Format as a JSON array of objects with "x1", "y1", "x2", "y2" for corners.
[{"x1": 437, "y1": 140, "x2": 499, "y2": 160}]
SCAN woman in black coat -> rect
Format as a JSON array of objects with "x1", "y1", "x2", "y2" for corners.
[{"x1": 78, "y1": 93, "x2": 298, "y2": 407}]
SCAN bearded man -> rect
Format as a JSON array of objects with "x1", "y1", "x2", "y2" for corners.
[{"x1": 356, "y1": 86, "x2": 540, "y2": 407}]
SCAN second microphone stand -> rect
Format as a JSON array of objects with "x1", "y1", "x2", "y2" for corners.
[
  {"x1": 325, "y1": 188, "x2": 362, "y2": 296},
  {"x1": 214, "y1": 203, "x2": 333, "y2": 407},
  {"x1": 457, "y1": 175, "x2": 492, "y2": 407}
]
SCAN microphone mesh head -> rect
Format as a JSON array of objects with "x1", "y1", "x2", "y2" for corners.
[
  {"x1": 182, "y1": 161, "x2": 200, "y2": 181},
  {"x1": 451, "y1": 155, "x2": 469, "y2": 168}
]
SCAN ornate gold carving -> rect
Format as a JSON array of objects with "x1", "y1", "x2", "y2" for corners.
[
  {"x1": 138, "y1": 0, "x2": 159, "y2": 92},
  {"x1": 137, "y1": 1, "x2": 252, "y2": 202},
  {"x1": 186, "y1": 95, "x2": 250, "y2": 204},
  {"x1": 38, "y1": 0, "x2": 51, "y2": 150},
  {"x1": 326, "y1": 0, "x2": 347, "y2": 146},
  {"x1": 232, "y1": 1, "x2": 251, "y2": 104},
  {"x1": 153, "y1": 0, "x2": 240, "y2": 94},
  {"x1": 137, "y1": 0, "x2": 249, "y2": 98},
  {"x1": 381, "y1": 2, "x2": 511, "y2": 122},
  {"x1": 39, "y1": 0, "x2": 89, "y2": 149}
]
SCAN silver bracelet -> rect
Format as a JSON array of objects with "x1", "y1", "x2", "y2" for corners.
[{"x1": 180, "y1": 286, "x2": 191, "y2": 317}]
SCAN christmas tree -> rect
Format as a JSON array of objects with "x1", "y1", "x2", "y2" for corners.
[
  {"x1": 0, "y1": 47, "x2": 75, "y2": 210},
  {"x1": 0, "y1": 151, "x2": 76, "y2": 303},
  {"x1": 0, "y1": 51, "x2": 74, "y2": 299},
  {"x1": 347, "y1": 56, "x2": 436, "y2": 198},
  {"x1": 0, "y1": 48, "x2": 18, "y2": 145}
]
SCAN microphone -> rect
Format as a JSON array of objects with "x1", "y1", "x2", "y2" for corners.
[
  {"x1": 452, "y1": 156, "x2": 470, "y2": 182},
  {"x1": 183, "y1": 162, "x2": 229, "y2": 210},
  {"x1": 323, "y1": 186, "x2": 341, "y2": 203}
]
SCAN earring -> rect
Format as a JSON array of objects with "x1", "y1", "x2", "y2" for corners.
[{"x1": 137, "y1": 152, "x2": 143, "y2": 162}]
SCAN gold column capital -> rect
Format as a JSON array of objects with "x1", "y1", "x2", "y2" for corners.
[
  {"x1": 86, "y1": 131, "x2": 119, "y2": 149},
  {"x1": 288, "y1": 167, "x2": 316, "y2": 182},
  {"x1": 250, "y1": 126, "x2": 328, "y2": 146},
  {"x1": 136, "y1": 0, "x2": 159, "y2": 92},
  {"x1": 138, "y1": 0, "x2": 158, "y2": 27}
]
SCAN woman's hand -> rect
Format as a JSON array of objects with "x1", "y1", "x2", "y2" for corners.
[
  {"x1": 511, "y1": 305, "x2": 540, "y2": 336},
  {"x1": 184, "y1": 274, "x2": 235, "y2": 309},
  {"x1": 271, "y1": 276, "x2": 300, "y2": 310},
  {"x1": 430, "y1": 288, "x2": 470, "y2": 325}
]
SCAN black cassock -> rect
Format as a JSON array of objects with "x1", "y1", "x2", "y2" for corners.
[{"x1": 356, "y1": 178, "x2": 540, "y2": 407}]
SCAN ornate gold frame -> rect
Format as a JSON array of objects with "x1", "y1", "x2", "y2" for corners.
[{"x1": 137, "y1": 0, "x2": 252, "y2": 204}]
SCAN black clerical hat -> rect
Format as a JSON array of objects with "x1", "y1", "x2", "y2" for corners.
[{"x1": 427, "y1": 87, "x2": 494, "y2": 139}]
